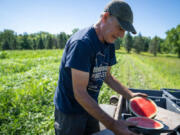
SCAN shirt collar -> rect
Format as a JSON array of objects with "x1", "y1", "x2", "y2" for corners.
[{"x1": 90, "y1": 26, "x2": 112, "y2": 53}]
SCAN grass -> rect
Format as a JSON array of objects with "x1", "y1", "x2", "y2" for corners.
[
  {"x1": 0, "y1": 49, "x2": 180, "y2": 134},
  {"x1": 99, "y1": 50, "x2": 180, "y2": 103},
  {"x1": 0, "y1": 50, "x2": 62, "y2": 134}
]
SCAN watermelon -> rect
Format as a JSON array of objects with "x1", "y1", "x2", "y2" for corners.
[
  {"x1": 126, "y1": 117, "x2": 164, "y2": 129},
  {"x1": 129, "y1": 97, "x2": 157, "y2": 118}
]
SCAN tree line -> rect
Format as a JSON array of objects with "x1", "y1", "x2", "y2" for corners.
[
  {"x1": 0, "y1": 25, "x2": 180, "y2": 58},
  {"x1": 116, "y1": 24, "x2": 180, "y2": 58},
  {"x1": 0, "y1": 30, "x2": 71, "y2": 50}
]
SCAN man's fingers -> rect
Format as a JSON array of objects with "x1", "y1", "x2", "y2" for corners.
[
  {"x1": 134, "y1": 93, "x2": 148, "y2": 97},
  {"x1": 140, "y1": 93, "x2": 148, "y2": 97},
  {"x1": 142, "y1": 93, "x2": 148, "y2": 96}
]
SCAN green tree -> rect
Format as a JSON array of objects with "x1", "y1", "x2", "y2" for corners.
[
  {"x1": 52, "y1": 37, "x2": 58, "y2": 49},
  {"x1": 133, "y1": 33, "x2": 143, "y2": 54},
  {"x1": 32, "y1": 39, "x2": 37, "y2": 50},
  {"x1": 165, "y1": 24, "x2": 180, "y2": 58},
  {"x1": 124, "y1": 32, "x2": 133, "y2": 53},
  {"x1": 0, "y1": 31, "x2": 2, "y2": 49},
  {"x1": 46, "y1": 35, "x2": 53, "y2": 49},
  {"x1": 142, "y1": 37, "x2": 151, "y2": 52},
  {"x1": 0, "y1": 29, "x2": 17, "y2": 50},
  {"x1": 38, "y1": 37, "x2": 44, "y2": 49},
  {"x1": 20, "y1": 33, "x2": 32, "y2": 49},
  {"x1": 57, "y1": 32, "x2": 68, "y2": 49},
  {"x1": 149, "y1": 36, "x2": 159, "y2": 56},
  {"x1": 156, "y1": 37, "x2": 164, "y2": 53},
  {"x1": 2, "y1": 40, "x2": 10, "y2": 50},
  {"x1": 12, "y1": 37, "x2": 18, "y2": 50}
]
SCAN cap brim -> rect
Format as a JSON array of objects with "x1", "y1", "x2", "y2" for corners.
[{"x1": 118, "y1": 19, "x2": 137, "y2": 34}]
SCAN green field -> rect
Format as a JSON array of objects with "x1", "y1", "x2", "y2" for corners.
[{"x1": 0, "y1": 49, "x2": 180, "y2": 134}]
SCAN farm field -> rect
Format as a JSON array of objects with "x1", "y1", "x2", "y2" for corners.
[{"x1": 0, "y1": 49, "x2": 180, "y2": 134}]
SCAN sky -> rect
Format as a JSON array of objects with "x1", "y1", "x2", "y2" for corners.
[{"x1": 0, "y1": 0, "x2": 180, "y2": 39}]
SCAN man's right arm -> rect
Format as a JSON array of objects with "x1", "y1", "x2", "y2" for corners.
[
  {"x1": 71, "y1": 68, "x2": 114, "y2": 128},
  {"x1": 71, "y1": 68, "x2": 138, "y2": 135}
]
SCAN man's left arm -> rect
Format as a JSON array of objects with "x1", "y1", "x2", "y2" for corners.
[{"x1": 104, "y1": 67, "x2": 147, "y2": 100}]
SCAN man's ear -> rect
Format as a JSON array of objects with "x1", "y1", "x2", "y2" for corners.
[{"x1": 102, "y1": 12, "x2": 110, "y2": 23}]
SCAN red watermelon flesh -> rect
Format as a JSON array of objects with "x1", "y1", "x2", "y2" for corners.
[
  {"x1": 129, "y1": 97, "x2": 157, "y2": 118},
  {"x1": 126, "y1": 117, "x2": 164, "y2": 129}
]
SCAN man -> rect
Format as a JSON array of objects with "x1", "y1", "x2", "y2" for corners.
[{"x1": 54, "y1": 0, "x2": 147, "y2": 135}]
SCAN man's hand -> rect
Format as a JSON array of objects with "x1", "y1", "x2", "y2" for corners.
[
  {"x1": 111, "y1": 120, "x2": 142, "y2": 135},
  {"x1": 130, "y1": 92, "x2": 148, "y2": 99}
]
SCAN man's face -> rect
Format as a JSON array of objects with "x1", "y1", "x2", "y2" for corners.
[{"x1": 102, "y1": 15, "x2": 125, "y2": 44}]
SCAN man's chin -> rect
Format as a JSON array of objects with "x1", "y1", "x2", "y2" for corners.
[
  {"x1": 109, "y1": 40, "x2": 115, "y2": 44},
  {"x1": 105, "y1": 41, "x2": 113, "y2": 44},
  {"x1": 105, "y1": 39, "x2": 115, "y2": 44}
]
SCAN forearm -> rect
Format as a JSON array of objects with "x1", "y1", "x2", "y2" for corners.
[
  {"x1": 105, "y1": 75, "x2": 133, "y2": 99},
  {"x1": 74, "y1": 91, "x2": 115, "y2": 130}
]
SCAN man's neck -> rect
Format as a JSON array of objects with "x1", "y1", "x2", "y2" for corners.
[{"x1": 93, "y1": 22, "x2": 105, "y2": 43}]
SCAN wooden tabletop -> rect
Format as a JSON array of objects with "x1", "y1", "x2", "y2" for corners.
[{"x1": 156, "y1": 106, "x2": 180, "y2": 130}]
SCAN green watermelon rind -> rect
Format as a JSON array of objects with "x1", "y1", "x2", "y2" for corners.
[
  {"x1": 129, "y1": 97, "x2": 158, "y2": 118},
  {"x1": 126, "y1": 117, "x2": 164, "y2": 129}
]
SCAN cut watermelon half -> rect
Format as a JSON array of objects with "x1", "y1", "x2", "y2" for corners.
[
  {"x1": 126, "y1": 117, "x2": 164, "y2": 129},
  {"x1": 129, "y1": 97, "x2": 157, "y2": 118}
]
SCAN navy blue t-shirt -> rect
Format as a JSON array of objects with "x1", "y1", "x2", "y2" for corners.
[{"x1": 54, "y1": 26, "x2": 117, "y2": 114}]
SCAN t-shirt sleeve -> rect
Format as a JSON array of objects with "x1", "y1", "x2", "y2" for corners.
[
  {"x1": 65, "y1": 40, "x2": 92, "y2": 72},
  {"x1": 109, "y1": 44, "x2": 117, "y2": 66}
]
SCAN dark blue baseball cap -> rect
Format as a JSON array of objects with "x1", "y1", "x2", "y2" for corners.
[{"x1": 104, "y1": 0, "x2": 137, "y2": 34}]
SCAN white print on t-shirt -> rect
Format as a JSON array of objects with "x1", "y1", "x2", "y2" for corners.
[
  {"x1": 87, "y1": 51, "x2": 109, "y2": 92},
  {"x1": 91, "y1": 66, "x2": 108, "y2": 80}
]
